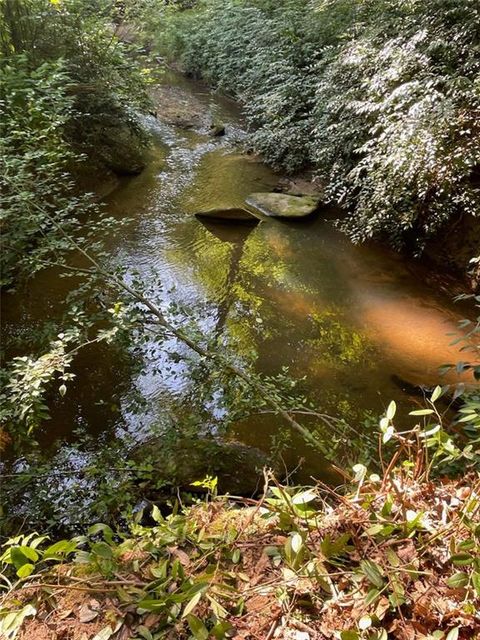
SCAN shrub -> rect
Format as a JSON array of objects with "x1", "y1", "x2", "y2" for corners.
[
  {"x1": 0, "y1": 0, "x2": 150, "y2": 285},
  {"x1": 157, "y1": 0, "x2": 480, "y2": 247},
  {"x1": 0, "y1": 55, "x2": 90, "y2": 285}
]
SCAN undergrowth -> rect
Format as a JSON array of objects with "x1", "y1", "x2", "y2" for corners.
[{"x1": 1, "y1": 399, "x2": 479, "y2": 639}]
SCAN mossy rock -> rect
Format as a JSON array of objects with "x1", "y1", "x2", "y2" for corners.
[
  {"x1": 131, "y1": 437, "x2": 274, "y2": 496},
  {"x1": 210, "y1": 123, "x2": 226, "y2": 137},
  {"x1": 245, "y1": 192, "x2": 320, "y2": 219},
  {"x1": 93, "y1": 124, "x2": 148, "y2": 176}
]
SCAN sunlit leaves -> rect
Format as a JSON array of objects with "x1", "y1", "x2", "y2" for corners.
[{"x1": 168, "y1": 0, "x2": 480, "y2": 247}]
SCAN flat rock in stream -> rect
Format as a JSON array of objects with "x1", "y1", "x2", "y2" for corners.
[
  {"x1": 195, "y1": 207, "x2": 258, "y2": 223},
  {"x1": 149, "y1": 84, "x2": 209, "y2": 130},
  {"x1": 246, "y1": 192, "x2": 320, "y2": 219}
]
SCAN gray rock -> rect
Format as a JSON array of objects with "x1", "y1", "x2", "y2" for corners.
[{"x1": 245, "y1": 192, "x2": 320, "y2": 219}]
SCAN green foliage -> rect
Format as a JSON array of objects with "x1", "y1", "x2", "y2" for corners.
[
  {"x1": 0, "y1": 329, "x2": 79, "y2": 435},
  {"x1": 157, "y1": 0, "x2": 480, "y2": 247},
  {"x1": 0, "y1": 0, "x2": 150, "y2": 286},
  {"x1": 378, "y1": 386, "x2": 480, "y2": 475},
  {"x1": 0, "y1": 532, "x2": 78, "y2": 581},
  {"x1": 2, "y1": 461, "x2": 479, "y2": 638},
  {"x1": 0, "y1": 55, "x2": 91, "y2": 285}
]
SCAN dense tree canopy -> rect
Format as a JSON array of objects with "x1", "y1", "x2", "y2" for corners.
[{"x1": 0, "y1": 0, "x2": 148, "y2": 285}]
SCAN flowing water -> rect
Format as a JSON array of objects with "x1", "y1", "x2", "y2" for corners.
[{"x1": 2, "y1": 72, "x2": 476, "y2": 491}]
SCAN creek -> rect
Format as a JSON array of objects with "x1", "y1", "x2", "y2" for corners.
[{"x1": 2, "y1": 71, "x2": 475, "y2": 498}]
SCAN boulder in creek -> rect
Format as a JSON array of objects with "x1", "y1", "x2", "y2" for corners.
[
  {"x1": 195, "y1": 207, "x2": 258, "y2": 223},
  {"x1": 93, "y1": 123, "x2": 148, "y2": 175},
  {"x1": 245, "y1": 192, "x2": 321, "y2": 219},
  {"x1": 130, "y1": 437, "x2": 276, "y2": 496}
]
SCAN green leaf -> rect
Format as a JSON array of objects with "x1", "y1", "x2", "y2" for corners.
[
  {"x1": 91, "y1": 542, "x2": 113, "y2": 560},
  {"x1": 207, "y1": 595, "x2": 228, "y2": 620},
  {"x1": 446, "y1": 628, "x2": 459, "y2": 640},
  {"x1": 458, "y1": 539, "x2": 475, "y2": 551},
  {"x1": 187, "y1": 615, "x2": 209, "y2": 640},
  {"x1": 18, "y1": 546, "x2": 39, "y2": 562},
  {"x1": 382, "y1": 425, "x2": 395, "y2": 443},
  {"x1": 430, "y1": 386, "x2": 442, "y2": 403},
  {"x1": 292, "y1": 489, "x2": 317, "y2": 504},
  {"x1": 182, "y1": 590, "x2": 202, "y2": 618},
  {"x1": 10, "y1": 547, "x2": 30, "y2": 569},
  {"x1": 457, "y1": 414, "x2": 478, "y2": 423},
  {"x1": 88, "y1": 524, "x2": 114, "y2": 540},
  {"x1": 340, "y1": 632, "x2": 359, "y2": 640},
  {"x1": 291, "y1": 533, "x2": 303, "y2": 554},
  {"x1": 75, "y1": 550, "x2": 92, "y2": 564},
  {"x1": 17, "y1": 563, "x2": 35, "y2": 578},
  {"x1": 446, "y1": 572, "x2": 469, "y2": 588},
  {"x1": 409, "y1": 409, "x2": 434, "y2": 416},
  {"x1": 92, "y1": 626, "x2": 114, "y2": 640},
  {"x1": 472, "y1": 571, "x2": 480, "y2": 596},
  {"x1": 364, "y1": 588, "x2": 380, "y2": 605},
  {"x1": 450, "y1": 553, "x2": 474, "y2": 566},
  {"x1": 386, "y1": 548, "x2": 400, "y2": 568},
  {"x1": 360, "y1": 560, "x2": 384, "y2": 588},
  {"x1": 151, "y1": 504, "x2": 163, "y2": 523},
  {"x1": 136, "y1": 599, "x2": 165, "y2": 612},
  {"x1": 212, "y1": 620, "x2": 235, "y2": 639},
  {"x1": 136, "y1": 625, "x2": 153, "y2": 640},
  {"x1": 0, "y1": 605, "x2": 36, "y2": 635},
  {"x1": 386, "y1": 400, "x2": 396, "y2": 420},
  {"x1": 44, "y1": 539, "x2": 78, "y2": 558}
]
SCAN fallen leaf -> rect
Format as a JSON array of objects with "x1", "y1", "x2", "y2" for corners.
[
  {"x1": 79, "y1": 602, "x2": 100, "y2": 623},
  {"x1": 57, "y1": 608, "x2": 73, "y2": 620}
]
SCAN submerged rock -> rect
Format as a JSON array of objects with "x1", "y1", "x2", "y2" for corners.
[
  {"x1": 149, "y1": 84, "x2": 208, "y2": 130},
  {"x1": 245, "y1": 192, "x2": 320, "y2": 219},
  {"x1": 195, "y1": 207, "x2": 258, "y2": 223},
  {"x1": 210, "y1": 123, "x2": 226, "y2": 137},
  {"x1": 131, "y1": 437, "x2": 273, "y2": 496},
  {"x1": 180, "y1": 151, "x2": 278, "y2": 214}
]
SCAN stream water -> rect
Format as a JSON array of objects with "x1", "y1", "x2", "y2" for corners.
[{"x1": 2, "y1": 72, "x2": 476, "y2": 494}]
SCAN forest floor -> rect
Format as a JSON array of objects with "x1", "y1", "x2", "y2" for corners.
[{"x1": 3, "y1": 471, "x2": 479, "y2": 640}]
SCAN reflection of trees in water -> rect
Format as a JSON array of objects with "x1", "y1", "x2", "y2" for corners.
[
  {"x1": 155, "y1": 215, "x2": 385, "y2": 475},
  {"x1": 198, "y1": 221, "x2": 256, "y2": 343},
  {"x1": 169, "y1": 215, "x2": 376, "y2": 378}
]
